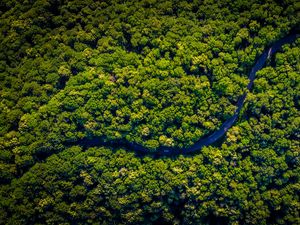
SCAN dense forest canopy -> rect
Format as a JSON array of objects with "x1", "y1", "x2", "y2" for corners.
[{"x1": 0, "y1": 0, "x2": 299, "y2": 224}]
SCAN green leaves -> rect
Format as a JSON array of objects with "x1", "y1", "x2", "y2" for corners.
[{"x1": 0, "y1": 0, "x2": 299, "y2": 224}]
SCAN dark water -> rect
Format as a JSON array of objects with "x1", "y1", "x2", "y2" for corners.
[{"x1": 74, "y1": 33, "x2": 299, "y2": 156}]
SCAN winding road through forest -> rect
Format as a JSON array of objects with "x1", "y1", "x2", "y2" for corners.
[{"x1": 77, "y1": 32, "x2": 299, "y2": 156}]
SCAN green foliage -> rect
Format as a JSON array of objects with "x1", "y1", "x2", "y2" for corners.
[{"x1": 0, "y1": 0, "x2": 299, "y2": 224}]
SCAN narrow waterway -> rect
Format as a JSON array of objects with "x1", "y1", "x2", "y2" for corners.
[{"x1": 76, "y1": 33, "x2": 299, "y2": 156}]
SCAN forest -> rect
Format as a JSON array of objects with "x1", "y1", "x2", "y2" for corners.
[{"x1": 0, "y1": 0, "x2": 299, "y2": 224}]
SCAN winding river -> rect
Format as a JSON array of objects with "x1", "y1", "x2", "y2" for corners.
[{"x1": 77, "y1": 32, "x2": 299, "y2": 156}]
